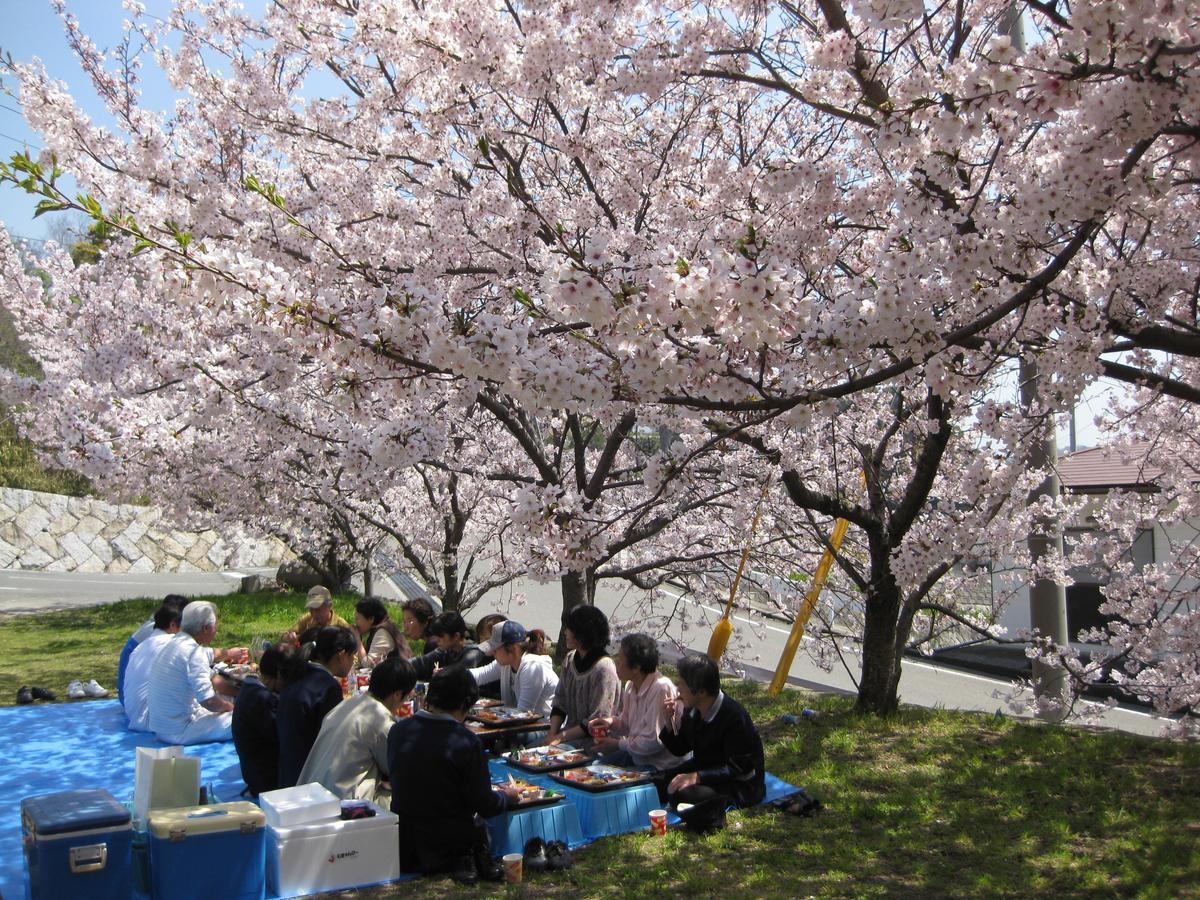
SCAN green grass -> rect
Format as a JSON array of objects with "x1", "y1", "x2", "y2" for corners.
[{"x1": 2, "y1": 594, "x2": 1198, "y2": 898}]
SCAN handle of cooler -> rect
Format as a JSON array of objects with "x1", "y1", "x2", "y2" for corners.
[{"x1": 69, "y1": 843, "x2": 108, "y2": 873}]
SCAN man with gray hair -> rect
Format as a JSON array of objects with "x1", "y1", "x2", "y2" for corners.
[{"x1": 148, "y1": 601, "x2": 241, "y2": 745}]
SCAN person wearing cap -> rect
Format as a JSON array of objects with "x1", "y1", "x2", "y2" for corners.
[
  {"x1": 282, "y1": 586, "x2": 352, "y2": 646},
  {"x1": 467, "y1": 620, "x2": 558, "y2": 716}
]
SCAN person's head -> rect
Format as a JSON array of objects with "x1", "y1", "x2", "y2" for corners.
[
  {"x1": 484, "y1": 620, "x2": 547, "y2": 669},
  {"x1": 424, "y1": 666, "x2": 479, "y2": 717},
  {"x1": 428, "y1": 611, "x2": 469, "y2": 651},
  {"x1": 153, "y1": 600, "x2": 184, "y2": 633},
  {"x1": 675, "y1": 654, "x2": 721, "y2": 708},
  {"x1": 617, "y1": 633, "x2": 659, "y2": 682},
  {"x1": 180, "y1": 601, "x2": 218, "y2": 644},
  {"x1": 368, "y1": 656, "x2": 418, "y2": 714},
  {"x1": 401, "y1": 598, "x2": 435, "y2": 640},
  {"x1": 354, "y1": 596, "x2": 390, "y2": 636},
  {"x1": 562, "y1": 605, "x2": 610, "y2": 657},
  {"x1": 258, "y1": 644, "x2": 303, "y2": 692},
  {"x1": 306, "y1": 586, "x2": 334, "y2": 627},
  {"x1": 163, "y1": 593, "x2": 189, "y2": 609},
  {"x1": 475, "y1": 613, "x2": 506, "y2": 644},
  {"x1": 313, "y1": 626, "x2": 357, "y2": 677}
]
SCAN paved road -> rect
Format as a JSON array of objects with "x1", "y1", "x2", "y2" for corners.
[{"x1": 1, "y1": 566, "x2": 1174, "y2": 737}]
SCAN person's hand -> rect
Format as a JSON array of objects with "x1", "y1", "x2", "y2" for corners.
[
  {"x1": 587, "y1": 716, "x2": 612, "y2": 731},
  {"x1": 668, "y1": 771, "x2": 699, "y2": 794},
  {"x1": 663, "y1": 695, "x2": 678, "y2": 729},
  {"x1": 592, "y1": 736, "x2": 619, "y2": 754},
  {"x1": 544, "y1": 733, "x2": 563, "y2": 747},
  {"x1": 497, "y1": 783, "x2": 522, "y2": 803},
  {"x1": 226, "y1": 647, "x2": 249, "y2": 664},
  {"x1": 281, "y1": 630, "x2": 298, "y2": 647}
]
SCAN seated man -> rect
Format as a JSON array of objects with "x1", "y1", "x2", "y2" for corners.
[
  {"x1": 147, "y1": 601, "x2": 236, "y2": 745},
  {"x1": 389, "y1": 667, "x2": 521, "y2": 883},
  {"x1": 118, "y1": 593, "x2": 187, "y2": 703},
  {"x1": 656, "y1": 654, "x2": 765, "y2": 833},
  {"x1": 123, "y1": 599, "x2": 184, "y2": 731},
  {"x1": 276, "y1": 626, "x2": 356, "y2": 788},
  {"x1": 282, "y1": 586, "x2": 352, "y2": 646},
  {"x1": 232, "y1": 646, "x2": 302, "y2": 797},
  {"x1": 409, "y1": 612, "x2": 489, "y2": 680},
  {"x1": 589, "y1": 633, "x2": 683, "y2": 771},
  {"x1": 300, "y1": 656, "x2": 417, "y2": 806}
]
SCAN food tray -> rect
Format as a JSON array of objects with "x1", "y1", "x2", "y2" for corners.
[
  {"x1": 492, "y1": 777, "x2": 565, "y2": 810},
  {"x1": 471, "y1": 698, "x2": 505, "y2": 709},
  {"x1": 549, "y1": 764, "x2": 652, "y2": 793},
  {"x1": 469, "y1": 706, "x2": 544, "y2": 727},
  {"x1": 505, "y1": 745, "x2": 596, "y2": 773}
]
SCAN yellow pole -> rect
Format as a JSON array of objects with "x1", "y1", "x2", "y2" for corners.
[
  {"x1": 706, "y1": 478, "x2": 772, "y2": 663},
  {"x1": 768, "y1": 515, "x2": 851, "y2": 696}
]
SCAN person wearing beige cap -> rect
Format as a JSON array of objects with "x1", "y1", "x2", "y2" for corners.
[{"x1": 281, "y1": 586, "x2": 352, "y2": 646}]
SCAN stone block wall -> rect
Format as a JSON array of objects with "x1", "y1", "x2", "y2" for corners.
[{"x1": 0, "y1": 487, "x2": 288, "y2": 573}]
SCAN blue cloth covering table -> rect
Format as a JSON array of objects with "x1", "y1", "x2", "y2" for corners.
[{"x1": 484, "y1": 758, "x2": 585, "y2": 855}]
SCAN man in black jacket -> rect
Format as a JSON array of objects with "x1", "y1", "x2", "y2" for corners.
[
  {"x1": 657, "y1": 654, "x2": 765, "y2": 832},
  {"x1": 276, "y1": 627, "x2": 356, "y2": 788},
  {"x1": 232, "y1": 645, "x2": 303, "y2": 796},
  {"x1": 409, "y1": 612, "x2": 490, "y2": 680},
  {"x1": 388, "y1": 667, "x2": 520, "y2": 883}
]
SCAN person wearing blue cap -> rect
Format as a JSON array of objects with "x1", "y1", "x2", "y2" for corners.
[{"x1": 467, "y1": 620, "x2": 558, "y2": 715}]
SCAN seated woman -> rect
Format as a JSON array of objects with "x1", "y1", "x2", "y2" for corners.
[
  {"x1": 354, "y1": 597, "x2": 408, "y2": 667},
  {"x1": 231, "y1": 645, "x2": 303, "y2": 797},
  {"x1": 401, "y1": 598, "x2": 438, "y2": 655},
  {"x1": 468, "y1": 620, "x2": 558, "y2": 716},
  {"x1": 299, "y1": 656, "x2": 417, "y2": 807},
  {"x1": 588, "y1": 633, "x2": 683, "y2": 771},
  {"x1": 656, "y1": 654, "x2": 766, "y2": 833},
  {"x1": 545, "y1": 605, "x2": 620, "y2": 746},
  {"x1": 410, "y1": 612, "x2": 489, "y2": 680},
  {"x1": 388, "y1": 668, "x2": 521, "y2": 883},
  {"x1": 472, "y1": 614, "x2": 506, "y2": 700}
]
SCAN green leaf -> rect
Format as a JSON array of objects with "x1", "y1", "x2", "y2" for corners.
[{"x1": 33, "y1": 199, "x2": 70, "y2": 218}]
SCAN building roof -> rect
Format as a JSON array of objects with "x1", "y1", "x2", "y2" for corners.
[{"x1": 1058, "y1": 442, "x2": 1199, "y2": 491}]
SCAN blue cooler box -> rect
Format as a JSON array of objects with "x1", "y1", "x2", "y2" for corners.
[
  {"x1": 21, "y1": 788, "x2": 133, "y2": 900},
  {"x1": 147, "y1": 802, "x2": 266, "y2": 900}
]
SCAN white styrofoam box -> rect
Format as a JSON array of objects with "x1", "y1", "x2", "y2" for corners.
[
  {"x1": 258, "y1": 783, "x2": 341, "y2": 829},
  {"x1": 267, "y1": 802, "x2": 400, "y2": 897}
]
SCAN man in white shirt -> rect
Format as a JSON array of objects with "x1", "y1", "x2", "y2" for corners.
[
  {"x1": 123, "y1": 600, "x2": 185, "y2": 731},
  {"x1": 148, "y1": 601, "x2": 237, "y2": 745}
]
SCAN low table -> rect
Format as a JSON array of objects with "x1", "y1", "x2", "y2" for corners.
[{"x1": 484, "y1": 759, "x2": 584, "y2": 855}]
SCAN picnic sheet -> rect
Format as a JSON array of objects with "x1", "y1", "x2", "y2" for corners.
[{"x1": 0, "y1": 699, "x2": 244, "y2": 899}]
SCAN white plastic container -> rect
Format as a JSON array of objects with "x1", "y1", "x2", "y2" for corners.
[
  {"x1": 266, "y1": 802, "x2": 400, "y2": 897},
  {"x1": 257, "y1": 783, "x2": 340, "y2": 828}
]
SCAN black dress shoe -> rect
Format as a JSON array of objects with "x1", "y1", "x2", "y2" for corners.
[
  {"x1": 545, "y1": 839, "x2": 573, "y2": 870},
  {"x1": 16, "y1": 686, "x2": 33, "y2": 705},
  {"x1": 31, "y1": 686, "x2": 56, "y2": 701},
  {"x1": 523, "y1": 837, "x2": 548, "y2": 873},
  {"x1": 451, "y1": 853, "x2": 478, "y2": 884},
  {"x1": 474, "y1": 847, "x2": 504, "y2": 883}
]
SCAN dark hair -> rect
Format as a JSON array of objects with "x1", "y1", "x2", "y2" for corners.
[
  {"x1": 259, "y1": 644, "x2": 305, "y2": 685},
  {"x1": 522, "y1": 629, "x2": 549, "y2": 656},
  {"x1": 313, "y1": 626, "x2": 358, "y2": 663},
  {"x1": 424, "y1": 666, "x2": 479, "y2": 714},
  {"x1": 677, "y1": 654, "x2": 721, "y2": 697},
  {"x1": 369, "y1": 656, "x2": 417, "y2": 701},
  {"x1": 355, "y1": 596, "x2": 390, "y2": 625},
  {"x1": 357, "y1": 596, "x2": 404, "y2": 659},
  {"x1": 563, "y1": 605, "x2": 610, "y2": 655},
  {"x1": 401, "y1": 598, "x2": 435, "y2": 630},
  {"x1": 153, "y1": 600, "x2": 184, "y2": 631},
  {"x1": 619, "y1": 633, "x2": 659, "y2": 674},
  {"x1": 428, "y1": 611, "x2": 468, "y2": 639},
  {"x1": 475, "y1": 613, "x2": 505, "y2": 643},
  {"x1": 163, "y1": 594, "x2": 189, "y2": 606}
]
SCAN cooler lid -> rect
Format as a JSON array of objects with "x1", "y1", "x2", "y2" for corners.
[
  {"x1": 148, "y1": 802, "x2": 265, "y2": 839},
  {"x1": 21, "y1": 789, "x2": 130, "y2": 835},
  {"x1": 269, "y1": 802, "x2": 399, "y2": 839}
]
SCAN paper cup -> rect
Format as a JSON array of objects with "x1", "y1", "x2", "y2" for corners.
[
  {"x1": 649, "y1": 808, "x2": 668, "y2": 836},
  {"x1": 502, "y1": 852, "x2": 524, "y2": 883},
  {"x1": 589, "y1": 722, "x2": 610, "y2": 740}
]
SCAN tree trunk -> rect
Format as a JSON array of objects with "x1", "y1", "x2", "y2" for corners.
[
  {"x1": 855, "y1": 541, "x2": 905, "y2": 715},
  {"x1": 556, "y1": 568, "x2": 596, "y2": 661}
]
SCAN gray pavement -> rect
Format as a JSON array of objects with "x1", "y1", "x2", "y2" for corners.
[{"x1": 0, "y1": 567, "x2": 273, "y2": 614}]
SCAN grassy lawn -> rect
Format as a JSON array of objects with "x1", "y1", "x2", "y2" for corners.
[{"x1": 2, "y1": 593, "x2": 1198, "y2": 898}]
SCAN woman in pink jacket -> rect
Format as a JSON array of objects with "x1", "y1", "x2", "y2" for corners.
[{"x1": 587, "y1": 633, "x2": 682, "y2": 771}]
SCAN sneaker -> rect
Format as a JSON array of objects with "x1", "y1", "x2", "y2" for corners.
[
  {"x1": 16, "y1": 686, "x2": 33, "y2": 705},
  {"x1": 450, "y1": 853, "x2": 478, "y2": 885},
  {"x1": 474, "y1": 847, "x2": 504, "y2": 883},
  {"x1": 545, "y1": 839, "x2": 573, "y2": 870},
  {"x1": 67, "y1": 680, "x2": 86, "y2": 699},
  {"x1": 82, "y1": 679, "x2": 110, "y2": 698},
  {"x1": 31, "y1": 686, "x2": 57, "y2": 701}
]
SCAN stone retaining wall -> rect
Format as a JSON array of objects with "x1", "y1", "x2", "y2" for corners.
[{"x1": 0, "y1": 487, "x2": 288, "y2": 573}]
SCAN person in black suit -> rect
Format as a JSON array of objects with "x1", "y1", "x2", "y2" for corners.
[
  {"x1": 409, "y1": 612, "x2": 489, "y2": 680},
  {"x1": 388, "y1": 667, "x2": 521, "y2": 883},
  {"x1": 657, "y1": 654, "x2": 766, "y2": 833},
  {"x1": 276, "y1": 627, "x2": 356, "y2": 788},
  {"x1": 231, "y1": 645, "x2": 304, "y2": 796}
]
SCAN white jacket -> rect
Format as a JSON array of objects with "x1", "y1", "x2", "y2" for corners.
[{"x1": 470, "y1": 652, "x2": 558, "y2": 715}]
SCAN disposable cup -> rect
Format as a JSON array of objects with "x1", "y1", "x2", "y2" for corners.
[
  {"x1": 649, "y1": 808, "x2": 668, "y2": 836},
  {"x1": 589, "y1": 722, "x2": 610, "y2": 740},
  {"x1": 502, "y1": 852, "x2": 523, "y2": 883}
]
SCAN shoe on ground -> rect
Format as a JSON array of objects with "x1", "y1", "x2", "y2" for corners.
[
  {"x1": 31, "y1": 686, "x2": 57, "y2": 701},
  {"x1": 523, "y1": 836, "x2": 548, "y2": 873},
  {"x1": 545, "y1": 839, "x2": 573, "y2": 870},
  {"x1": 474, "y1": 847, "x2": 504, "y2": 883},
  {"x1": 82, "y1": 679, "x2": 109, "y2": 698},
  {"x1": 450, "y1": 853, "x2": 478, "y2": 885},
  {"x1": 66, "y1": 680, "x2": 86, "y2": 699},
  {"x1": 16, "y1": 686, "x2": 33, "y2": 705}
]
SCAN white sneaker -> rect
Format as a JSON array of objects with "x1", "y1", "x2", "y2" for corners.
[
  {"x1": 82, "y1": 679, "x2": 110, "y2": 698},
  {"x1": 67, "y1": 680, "x2": 86, "y2": 699}
]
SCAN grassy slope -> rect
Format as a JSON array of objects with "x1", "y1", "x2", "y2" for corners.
[{"x1": 1, "y1": 594, "x2": 1197, "y2": 899}]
